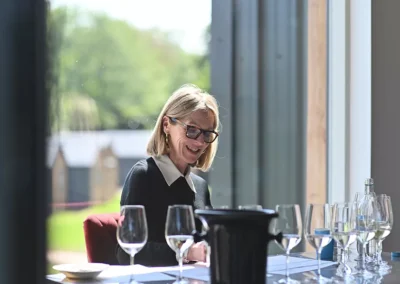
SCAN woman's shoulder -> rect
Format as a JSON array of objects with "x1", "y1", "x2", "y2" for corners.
[
  {"x1": 122, "y1": 157, "x2": 159, "y2": 192},
  {"x1": 121, "y1": 158, "x2": 159, "y2": 205},
  {"x1": 190, "y1": 171, "x2": 206, "y2": 181},
  {"x1": 190, "y1": 172, "x2": 208, "y2": 189},
  {"x1": 129, "y1": 157, "x2": 157, "y2": 175}
]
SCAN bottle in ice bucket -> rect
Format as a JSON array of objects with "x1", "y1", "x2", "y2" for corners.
[{"x1": 356, "y1": 178, "x2": 377, "y2": 258}]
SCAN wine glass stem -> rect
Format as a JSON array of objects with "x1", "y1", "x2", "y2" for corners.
[
  {"x1": 376, "y1": 240, "x2": 383, "y2": 265},
  {"x1": 317, "y1": 250, "x2": 321, "y2": 275},
  {"x1": 130, "y1": 254, "x2": 135, "y2": 280},
  {"x1": 285, "y1": 251, "x2": 290, "y2": 278},
  {"x1": 361, "y1": 244, "x2": 366, "y2": 271},
  {"x1": 341, "y1": 248, "x2": 346, "y2": 266},
  {"x1": 178, "y1": 251, "x2": 183, "y2": 280}
]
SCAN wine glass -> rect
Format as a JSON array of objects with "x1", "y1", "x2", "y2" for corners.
[
  {"x1": 373, "y1": 194, "x2": 393, "y2": 272},
  {"x1": 305, "y1": 204, "x2": 333, "y2": 278},
  {"x1": 117, "y1": 205, "x2": 148, "y2": 283},
  {"x1": 272, "y1": 204, "x2": 302, "y2": 283},
  {"x1": 165, "y1": 205, "x2": 196, "y2": 283},
  {"x1": 354, "y1": 194, "x2": 378, "y2": 276},
  {"x1": 331, "y1": 202, "x2": 357, "y2": 275}
]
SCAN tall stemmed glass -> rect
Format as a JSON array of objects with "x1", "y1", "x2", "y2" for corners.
[
  {"x1": 373, "y1": 194, "x2": 393, "y2": 272},
  {"x1": 331, "y1": 203, "x2": 357, "y2": 275},
  {"x1": 117, "y1": 205, "x2": 148, "y2": 283},
  {"x1": 354, "y1": 194, "x2": 378, "y2": 277},
  {"x1": 305, "y1": 204, "x2": 333, "y2": 278},
  {"x1": 273, "y1": 204, "x2": 303, "y2": 283},
  {"x1": 165, "y1": 205, "x2": 196, "y2": 283}
]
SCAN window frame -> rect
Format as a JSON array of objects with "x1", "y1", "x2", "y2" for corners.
[{"x1": 327, "y1": 0, "x2": 372, "y2": 203}]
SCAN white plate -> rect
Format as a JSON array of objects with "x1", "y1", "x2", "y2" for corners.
[{"x1": 53, "y1": 263, "x2": 110, "y2": 279}]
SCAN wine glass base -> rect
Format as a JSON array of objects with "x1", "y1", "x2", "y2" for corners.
[
  {"x1": 336, "y1": 263, "x2": 352, "y2": 276},
  {"x1": 303, "y1": 275, "x2": 335, "y2": 283},
  {"x1": 351, "y1": 269, "x2": 374, "y2": 278},
  {"x1": 367, "y1": 262, "x2": 392, "y2": 274},
  {"x1": 378, "y1": 263, "x2": 392, "y2": 272}
]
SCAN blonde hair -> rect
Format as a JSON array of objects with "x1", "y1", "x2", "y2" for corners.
[{"x1": 147, "y1": 84, "x2": 220, "y2": 171}]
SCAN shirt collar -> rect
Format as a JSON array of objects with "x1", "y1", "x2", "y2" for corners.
[{"x1": 152, "y1": 155, "x2": 196, "y2": 193}]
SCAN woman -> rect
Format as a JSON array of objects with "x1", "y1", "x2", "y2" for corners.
[{"x1": 116, "y1": 84, "x2": 220, "y2": 266}]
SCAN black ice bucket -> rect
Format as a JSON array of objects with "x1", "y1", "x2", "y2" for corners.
[{"x1": 194, "y1": 209, "x2": 282, "y2": 284}]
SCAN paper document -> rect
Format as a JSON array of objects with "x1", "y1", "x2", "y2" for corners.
[
  {"x1": 161, "y1": 265, "x2": 210, "y2": 282},
  {"x1": 267, "y1": 255, "x2": 337, "y2": 275}
]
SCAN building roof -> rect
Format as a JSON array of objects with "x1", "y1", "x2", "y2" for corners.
[
  {"x1": 47, "y1": 138, "x2": 62, "y2": 168},
  {"x1": 49, "y1": 132, "x2": 111, "y2": 167},
  {"x1": 102, "y1": 130, "x2": 152, "y2": 159},
  {"x1": 47, "y1": 130, "x2": 152, "y2": 168}
]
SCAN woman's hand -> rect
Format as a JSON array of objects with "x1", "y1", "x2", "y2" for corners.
[{"x1": 186, "y1": 242, "x2": 207, "y2": 262}]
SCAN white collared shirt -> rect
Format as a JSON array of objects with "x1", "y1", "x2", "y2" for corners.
[{"x1": 152, "y1": 154, "x2": 196, "y2": 193}]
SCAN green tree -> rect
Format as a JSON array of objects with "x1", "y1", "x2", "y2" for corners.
[
  {"x1": 59, "y1": 92, "x2": 100, "y2": 131},
  {"x1": 48, "y1": 7, "x2": 210, "y2": 131},
  {"x1": 47, "y1": 5, "x2": 69, "y2": 133}
]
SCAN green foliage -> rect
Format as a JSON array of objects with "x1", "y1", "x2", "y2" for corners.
[
  {"x1": 59, "y1": 92, "x2": 100, "y2": 130},
  {"x1": 48, "y1": 6, "x2": 210, "y2": 131},
  {"x1": 47, "y1": 5, "x2": 69, "y2": 133}
]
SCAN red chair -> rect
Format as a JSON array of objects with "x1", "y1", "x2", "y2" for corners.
[{"x1": 83, "y1": 213, "x2": 120, "y2": 265}]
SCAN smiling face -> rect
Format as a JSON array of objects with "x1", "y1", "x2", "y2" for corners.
[{"x1": 163, "y1": 109, "x2": 215, "y2": 174}]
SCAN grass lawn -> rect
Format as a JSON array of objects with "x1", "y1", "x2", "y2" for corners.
[{"x1": 47, "y1": 192, "x2": 121, "y2": 252}]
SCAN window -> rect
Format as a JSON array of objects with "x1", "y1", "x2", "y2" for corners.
[{"x1": 46, "y1": 0, "x2": 212, "y2": 271}]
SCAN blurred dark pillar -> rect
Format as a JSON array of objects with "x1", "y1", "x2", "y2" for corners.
[
  {"x1": 371, "y1": 0, "x2": 400, "y2": 253},
  {"x1": 209, "y1": 0, "x2": 235, "y2": 206},
  {"x1": 210, "y1": 0, "x2": 307, "y2": 212},
  {"x1": 0, "y1": 0, "x2": 48, "y2": 283}
]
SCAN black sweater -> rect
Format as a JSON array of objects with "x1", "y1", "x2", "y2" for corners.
[{"x1": 115, "y1": 157, "x2": 212, "y2": 266}]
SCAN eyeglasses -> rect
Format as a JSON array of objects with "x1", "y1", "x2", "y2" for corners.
[{"x1": 168, "y1": 117, "x2": 219, "y2": 143}]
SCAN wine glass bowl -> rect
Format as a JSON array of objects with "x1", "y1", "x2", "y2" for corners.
[
  {"x1": 373, "y1": 194, "x2": 393, "y2": 272},
  {"x1": 117, "y1": 205, "x2": 148, "y2": 259}
]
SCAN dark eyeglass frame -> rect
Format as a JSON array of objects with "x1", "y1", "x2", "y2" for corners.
[{"x1": 168, "y1": 116, "x2": 219, "y2": 143}]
